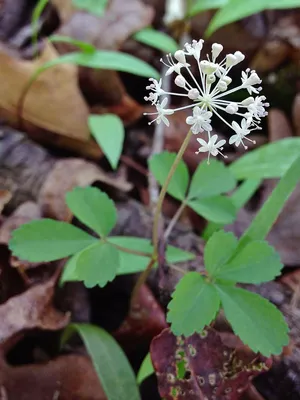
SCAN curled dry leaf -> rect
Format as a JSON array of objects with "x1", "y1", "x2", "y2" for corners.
[
  {"x1": 0, "y1": 354, "x2": 106, "y2": 400},
  {"x1": 114, "y1": 284, "x2": 167, "y2": 350},
  {"x1": 0, "y1": 41, "x2": 90, "y2": 141},
  {"x1": 0, "y1": 274, "x2": 69, "y2": 349},
  {"x1": 150, "y1": 328, "x2": 271, "y2": 400},
  {"x1": 39, "y1": 158, "x2": 132, "y2": 221}
]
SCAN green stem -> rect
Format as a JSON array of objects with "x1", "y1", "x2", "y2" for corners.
[
  {"x1": 152, "y1": 129, "x2": 193, "y2": 255},
  {"x1": 130, "y1": 129, "x2": 193, "y2": 305},
  {"x1": 164, "y1": 200, "x2": 187, "y2": 240}
]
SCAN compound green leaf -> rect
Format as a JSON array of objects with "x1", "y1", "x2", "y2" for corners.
[
  {"x1": 167, "y1": 272, "x2": 220, "y2": 336},
  {"x1": 187, "y1": 195, "x2": 236, "y2": 224},
  {"x1": 215, "y1": 284, "x2": 289, "y2": 356},
  {"x1": 9, "y1": 219, "x2": 96, "y2": 262},
  {"x1": 216, "y1": 241, "x2": 283, "y2": 283},
  {"x1": 188, "y1": 159, "x2": 236, "y2": 200},
  {"x1": 133, "y1": 28, "x2": 178, "y2": 53},
  {"x1": 66, "y1": 187, "x2": 117, "y2": 238},
  {"x1": 72, "y1": 0, "x2": 108, "y2": 16},
  {"x1": 63, "y1": 323, "x2": 141, "y2": 400},
  {"x1": 204, "y1": 230, "x2": 238, "y2": 277},
  {"x1": 89, "y1": 114, "x2": 124, "y2": 170},
  {"x1": 149, "y1": 152, "x2": 189, "y2": 201},
  {"x1": 75, "y1": 242, "x2": 120, "y2": 288}
]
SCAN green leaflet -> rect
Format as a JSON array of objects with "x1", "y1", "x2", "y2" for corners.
[
  {"x1": 133, "y1": 28, "x2": 178, "y2": 53},
  {"x1": 167, "y1": 272, "x2": 220, "y2": 336},
  {"x1": 9, "y1": 219, "x2": 96, "y2": 262},
  {"x1": 215, "y1": 284, "x2": 289, "y2": 356},
  {"x1": 66, "y1": 187, "x2": 117, "y2": 238},
  {"x1": 89, "y1": 114, "x2": 124, "y2": 170}
]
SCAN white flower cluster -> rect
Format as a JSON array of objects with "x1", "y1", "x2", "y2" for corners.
[{"x1": 144, "y1": 40, "x2": 269, "y2": 161}]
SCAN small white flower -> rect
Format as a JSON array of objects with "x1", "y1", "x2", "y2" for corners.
[
  {"x1": 229, "y1": 119, "x2": 256, "y2": 149},
  {"x1": 145, "y1": 98, "x2": 174, "y2": 127},
  {"x1": 144, "y1": 39, "x2": 268, "y2": 161},
  {"x1": 241, "y1": 69, "x2": 262, "y2": 95},
  {"x1": 196, "y1": 135, "x2": 227, "y2": 164},
  {"x1": 144, "y1": 78, "x2": 165, "y2": 104},
  {"x1": 186, "y1": 107, "x2": 212, "y2": 134}
]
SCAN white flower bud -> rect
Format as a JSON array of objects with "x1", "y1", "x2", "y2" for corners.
[
  {"x1": 174, "y1": 50, "x2": 186, "y2": 64},
  {"x1": 222, "y1": 76, "x2": 232, "y2": 85},
  {"x1": 200, "y1": 60, "x2": 218, "y2": 75},
  {"x1": 175, "y1": 74, "x2": 186, "y2": 88},
  {"x1": 207, "y1": 74, "x2": 216, "y2": 84},
  {"x1": 188, "y1": 89, "x2": 200, "y2": 100},
  {"x1": 241, "y1": 97, "x2": 254, "y2": 106},
  {"x1": 217, "y1": 80, "x2": 227, "y2": 92},
  {"x1": 225, "y1": 103, "x2": 239, "y2": 114},
  {"x1": 212, "y1": 43, "x2": 223, "y2": 59},
  {"x1": 226, "y1": 54, "x2": 237, "y2": 68},
  {"x1": 234, "y1": 51, "x2": 245, "y2": 64}
]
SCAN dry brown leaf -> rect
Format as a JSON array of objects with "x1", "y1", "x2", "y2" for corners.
[
  {"x1": 0, "y1": 191, "x2": 11, "y2": 214},
  {"x1": 0, "y1": 202, "x2": 41, "y2": 245},
  {"x1": 0, "y1": 274, "x2": 69, "y2": 348},
  {"x1": 39, "y1": 158, "x2": 132, "y2": 221},
  {"x1": 0, "y1": 354, "x2": 106, "y2": 400},
  {"x1": 0, "y1": 41, "x2": 90, "y2": 141},
  {"x1": 56, "y1": 0, "x2": 154, "y2": 50}
]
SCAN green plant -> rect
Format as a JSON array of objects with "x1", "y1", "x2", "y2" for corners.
[{"x1": 187, "y1": 0, "x2": 300, "y2": 37}]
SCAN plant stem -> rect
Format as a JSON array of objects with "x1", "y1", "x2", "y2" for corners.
[
  {"x1": 130, "y1": 129, "x2": 193, "y2": 305},
  {"x1": 106, "y1": 240, "x2": 152, "y2": 258},
  {"x1": 164, "y1": 200, "x2": 187, "y2": 240},
  {"x1": 152, "y1": 128, "x2": 193, "y2": 256}
]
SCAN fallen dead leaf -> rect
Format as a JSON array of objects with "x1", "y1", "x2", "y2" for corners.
[
  {"x1": 114, "y1": 284, "x2": 167, "y2": 350},
  {"x1": 0, "y1": 354, "x2": 106, "y2": 400},
  {"x1": 0, "y1": 274, "x2": 69, "y2": 349},
  {"x1": 0, "y1": 191, "x2": 11, "y2": 214},
  {"x1": 292, "y1": 93, "x2": 300, "y2": 137},
  {"x1": 0, "y1": 201, "x2": 41, "y2": 245},
  {"x1": 39, "y1": 158, "x2": 132, "y2": 221},
  {"x1": 0, "y1": 41, "x2": 90, "y2": 141},
  {"x1": 151, "y1": 328, "x2": 271, "y2": 400}
]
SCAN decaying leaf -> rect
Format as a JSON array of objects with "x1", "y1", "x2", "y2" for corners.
[
  {"x1": 151, "y1": 328, "x2": 271, "y2": 400},
  {"x1": 0, "y1": 354, "x2": 106, "y2": 400},
  {"x1": 114, "y1": 284, "x2": 167, "y2": 350},
  {"x1": 0, "y1": 190, "x2": 11, "y2": 214},
  {"x1": 39, "y1": 158, "x2": 132, "y2": 221},
  {"x1": 268, "y1": 109, "x2": 293, "y2": 142},
  {"x1": 0, "y1": 41, "x2": 90, "y2": 141},
  {"x1": 0, "y1": 274, "x2": 69, "y2": 348}
]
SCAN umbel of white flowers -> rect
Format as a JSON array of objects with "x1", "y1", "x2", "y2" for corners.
[{"x1": 144, "y1": 40, "x2": 269, "y2": 162}]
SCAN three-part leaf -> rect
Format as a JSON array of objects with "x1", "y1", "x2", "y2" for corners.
[
  {"x1": 66, "y1": 186, "x2": 117, "y2": 237},
  {"x1": 149, "y1": 152, "x2": 189, "y2": 201},
  {"x1": 9, "y1": 219, "x2": 97, "y2": 262},
  {"x1": 215, "y1": 284, "x2": 289, "y2": 356},
  {"x1": 167, "y1": 272, "x2": 220, "y2": 336},
  {"x1": 188, "y1": 196, "x2": 236, "y2": 224}
]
